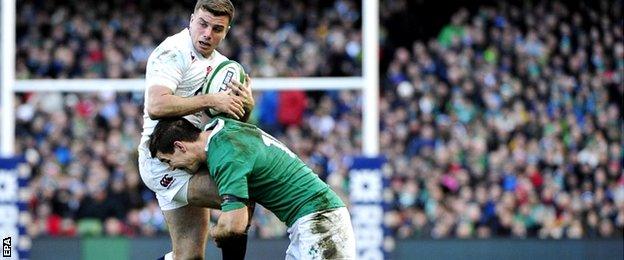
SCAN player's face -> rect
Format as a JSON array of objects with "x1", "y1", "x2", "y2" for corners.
[
  {"x1": 156, "y1": 149, "x2": 200, "y2": 173},
  {"x1": 189, "y1": 9, "x2": 229, "y2": 57}
]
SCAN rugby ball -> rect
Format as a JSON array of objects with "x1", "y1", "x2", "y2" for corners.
[{"x1": 201, "y1": 60, "x2": 246, "y2": 116}]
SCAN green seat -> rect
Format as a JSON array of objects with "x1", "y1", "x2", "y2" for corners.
[{"x1": 77, "y1": 218, "x2": 103, "y2": 237}]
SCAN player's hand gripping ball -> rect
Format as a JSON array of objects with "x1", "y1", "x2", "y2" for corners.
[{"x1": 201, "y1": 60, "x2": 246, "y2": 116}]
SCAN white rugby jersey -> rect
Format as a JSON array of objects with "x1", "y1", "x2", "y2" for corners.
[{"x1": 141, "y1": 28, "x2": 228, "y2": 141}]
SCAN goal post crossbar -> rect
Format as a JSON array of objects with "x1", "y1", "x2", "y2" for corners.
[{"x1": 13, "y1": 77, "x2": 364, "y2": 92}]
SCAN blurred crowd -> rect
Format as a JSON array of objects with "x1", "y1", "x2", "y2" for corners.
[
  {"x1": 15, "y1": 0, "x2": 361, "y2": 79},
  {"x1": 381, "y1": 0, "x2": 623, "y2": 239},
  {"x1": 11, "y1": 0, "x2": 624, "y2": 240}
]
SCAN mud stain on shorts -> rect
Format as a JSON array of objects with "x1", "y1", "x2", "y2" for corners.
[
  {"x1": 310, "y1": 213, "x2": 331, "y2": 234},
  {"x1": 309, "y1": 212, "x2": 340, "y2": 259}
]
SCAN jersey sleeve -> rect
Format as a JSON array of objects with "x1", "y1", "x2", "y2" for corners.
[
  {"x1": 208, "y1": 135, "x2": 256, "y2": 212},
  {"x1": 145, "y1": 45, "x2": 186, "y2": 92}
]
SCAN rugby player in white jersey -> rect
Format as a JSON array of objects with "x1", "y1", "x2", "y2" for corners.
[{"x1": 137, "y1": 0, "x2": 253, "y2": 259}]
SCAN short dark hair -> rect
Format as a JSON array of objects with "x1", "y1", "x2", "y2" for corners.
[
  {"x1": 149, "y1": 118, "x2": 202, "y2": 158},
  {"x1": 194, "y1": 0, "x2": 235, "y2": 24}
]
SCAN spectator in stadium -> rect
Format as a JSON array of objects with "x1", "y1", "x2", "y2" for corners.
[{"x1": 148, "y1": 117, "x2": 355, "y2": 260}]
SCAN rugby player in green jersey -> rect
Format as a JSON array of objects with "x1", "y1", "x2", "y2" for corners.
[{"x1": 149, "y1": 117, "x2": 356, "y2": 259}]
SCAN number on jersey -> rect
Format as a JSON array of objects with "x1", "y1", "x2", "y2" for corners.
[{"x1": 259, "y1": 130, "x2": 296, "y2": 158}]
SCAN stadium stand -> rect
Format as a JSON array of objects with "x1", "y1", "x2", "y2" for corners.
[{"x1": 380, "y1": 0, "x2": 623, "y2": 239}]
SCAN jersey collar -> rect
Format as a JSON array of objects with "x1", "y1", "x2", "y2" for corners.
[{"x1": 204, "y1": 118, "x2": 225, "y2": 152}]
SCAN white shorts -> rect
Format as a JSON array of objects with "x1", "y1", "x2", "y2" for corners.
[
  {"x1": 286, "y1": 207, "x2": 356, "y2": 260},
  {"x1": 138, "y1": 137, "x2": 192, "y2": 211}
]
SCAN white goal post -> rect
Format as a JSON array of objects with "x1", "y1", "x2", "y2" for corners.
[
  {"x1": 1, "y1": 0, "x2": 379, "y2": 157},
  {"x1": 1, "y1": 0, "x2": 16, "y2": 157}
]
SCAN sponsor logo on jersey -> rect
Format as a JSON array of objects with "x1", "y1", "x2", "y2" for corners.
[{"x1": 160, "y1": 174, "x2": 175, "y2": 188}]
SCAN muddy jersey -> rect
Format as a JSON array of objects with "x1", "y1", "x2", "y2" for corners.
[{"x1": 204, "y1": 117, "x2": 345, "y2": 227}]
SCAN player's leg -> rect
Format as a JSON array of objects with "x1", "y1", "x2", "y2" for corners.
[
  {"x1": 139, "y1": 150, "x2": 217, "y2": 259},
  {"x1": 186, "y1": 170, "x2": 222, "y2": 208},
  {"x1": 185, "y1": 170, "x2": 256, "y2": 226},
  {"x1": 152, "y1": 170, "x2": 222, "y2": 259},
  {"x1": 163, "y1": 205, "x2": 211, "y2": 259}
]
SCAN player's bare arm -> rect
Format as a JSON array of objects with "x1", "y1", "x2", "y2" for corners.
[
  {"x1": 147, "y1": 84, "x2": 245, "y2": 120},
  {"x1": 211, "y1": 206, "x2": 249, "y2": 245}
]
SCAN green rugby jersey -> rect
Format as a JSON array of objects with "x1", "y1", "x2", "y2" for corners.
[{"x1": 204, "y1": 117, "x2": 345, "y2": 227}]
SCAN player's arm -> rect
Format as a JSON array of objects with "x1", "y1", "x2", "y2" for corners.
[
  {"x1": 208, "y1": 139, "x2": 256, "y2": 259},
  {"x1": 210, "y1": 193, "x2": 250, "y2": 259},
  {"x1": 210, "y1": 182, "x2": 251, "y2": 243},
  {"x1": 212, "y1": 203, "x2": 249, "y2": 260},
  {"x1": 212, "y1": 204, "x2": 249, "y2": 242},
  {"x1": 145, "y1": 46, "x2": 245, "y2": 120},
  {"x1": 147, "y1": 85, "x2": 245, "y2": 119}
]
